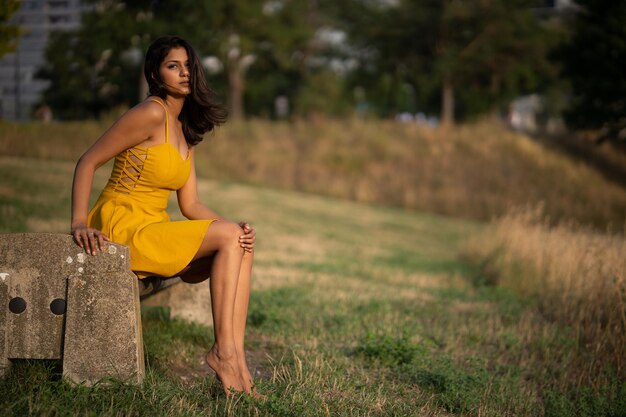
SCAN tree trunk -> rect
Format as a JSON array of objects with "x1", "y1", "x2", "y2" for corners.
[
  {"x1": 139, "y1": 64, "x2": 148, "y2": 101},
  {"x1": 228, "y1": 62, "x2": 245, "y2": 121},
  {"x1": 441, "y1": 77, "x2": 454, "y2": 127}
]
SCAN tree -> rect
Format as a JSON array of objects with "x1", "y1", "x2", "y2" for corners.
[
  {"x1": 37, "y1": 1, "x2": 162, "y2": 119},
  {"x1": 335, "y1": 0, "x2": 556, "y2": 124},
  {"x1": 38, "y1": 0, "x2": 319, "y2": 120},
  {"x1": 156, "y1": 0, "x2": 316, "y2": 120},
  {"x1": 557, "y1": 0, "x2": 626, "y2": 144},
  {"x1": 0, "y1": 0, "x2": 20, "y2": 58}
]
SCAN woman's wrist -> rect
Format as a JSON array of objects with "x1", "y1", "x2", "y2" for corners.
[{"x1": 70, "y1": 221, "x2": 87, "y2": 232}]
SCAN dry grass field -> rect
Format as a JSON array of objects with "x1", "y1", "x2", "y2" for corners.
[
  {"x1": 1, "y1": 119, "x2": 625, "y2": 416},
  {"x1": 2, "y1": 118, "x2": 626, "y2": 230},
  {"x1": 463, "y1": 207, "x2": 626, "y2": 392}
]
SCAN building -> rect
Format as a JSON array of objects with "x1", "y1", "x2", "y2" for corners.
[{"x1": 0, "y1": 0, "x2": 88, "y2": 120}]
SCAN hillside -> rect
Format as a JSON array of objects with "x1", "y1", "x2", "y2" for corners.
[
  {"x1": 0, "y1": 156, "x2": 623, "y2": 416},
  {"x1": 2, "y1": 119, "x2": 626, "y2": 230}
]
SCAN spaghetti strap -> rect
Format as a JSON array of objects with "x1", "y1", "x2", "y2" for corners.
[{"x1": 148, "y1": 98, "x2": 169, "y2": 143}]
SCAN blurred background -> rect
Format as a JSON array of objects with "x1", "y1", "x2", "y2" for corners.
[
  {"x1": 1, "y1": 2, "x2": 626, "y2": 415},
  {"x1": 0, "y1": 0, "x2": 613, "y2": 128},
  {"x1": 1, "y1": 0, "x2": 626, "y2": 230}
]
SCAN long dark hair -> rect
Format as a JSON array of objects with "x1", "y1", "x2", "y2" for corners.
[{"x1": 144, "y1": 36, "x2": 227, "y2": 145}]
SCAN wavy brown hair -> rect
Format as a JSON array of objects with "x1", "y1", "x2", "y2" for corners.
[{"x1": 144, "y1": 36, "x2": 227, "y2": 145}]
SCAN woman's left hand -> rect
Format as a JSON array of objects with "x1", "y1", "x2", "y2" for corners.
[{"x1": 238, "y1": 221, "x2": 256, "y2": 253}]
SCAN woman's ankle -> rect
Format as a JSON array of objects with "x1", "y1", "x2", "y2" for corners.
[{"x1": 209, "y1": 344, "x2": 238, "y2": 362}]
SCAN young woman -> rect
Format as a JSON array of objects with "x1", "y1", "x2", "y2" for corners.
[{"x1": 71, "y1": 36, "x2": 258, "y2": 396}]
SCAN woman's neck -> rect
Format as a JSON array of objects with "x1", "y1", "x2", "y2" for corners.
[{"x1": 161, "y1": 95, "x2": 185, "y2": 118}]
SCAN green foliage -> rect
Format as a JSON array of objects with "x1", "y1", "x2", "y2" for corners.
[
  {"x1": 247, "y1": 286, "x2": 310, "y2": 330},
  {"x1": 556, "y1": 0, "x2": 626, "y2": 145},
  {"x1": 37, "y1": 0, "x2": 324, "y2": 119},
  {"x1": 293, "y1": 70, "x2": 352, "y2": 117},
  {"x1": 355, "y1": 332, "x2": 426, "y2": 366},
  {"x1": 33, "y1": 0, "x2": 576, "y2": 121},
  {"x1": 37, "y1": 1, "x2": 163, "y2": 119},
  {"x1": 544, "y1": 384, "x2": 626, "y2": 417},
  {"x1": 354, "y1": 331, "x2": 509, "y2": 414},
  {"x1": 406, "y1": 357, "x2": 492, "y2": 414},
  {"x1": 0, "y1": 0, "x2": 20, "y2": 58},
  {"x1": 333, "y1": 0, "x2": 559, "y2": 121}
]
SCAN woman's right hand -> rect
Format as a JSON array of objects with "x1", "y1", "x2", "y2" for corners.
[{"x1": 71, "y1": 223, "x2": 109, "y2": 255}]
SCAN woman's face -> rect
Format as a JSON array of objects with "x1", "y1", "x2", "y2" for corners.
[{"x1": 158, "y1": 47, "x2": 191, "y2": 96}]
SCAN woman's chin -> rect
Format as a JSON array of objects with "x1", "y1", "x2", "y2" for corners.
[{"x1": 167, "y1": 89, "x2": 190, "y2": 98}]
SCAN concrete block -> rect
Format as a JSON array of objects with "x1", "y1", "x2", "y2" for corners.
[
  {"x1": 0, "y1": 233, "x2": 76, "y2": 361},
  {"x1": 5, "y1": 266, "x2": 65, "y2": 359},
  {"x1": 0, "y1": 272, "x2": 9, "y2": 377},
  {"x1": 141, "y1": 280, "x2": 213, "y2": 328},
  {"x1": 0, "y1": 233, "x2": 143, "y2": 385},
  {"x1": 63, "y1": 272, "x2": 144, "y2": 386}
]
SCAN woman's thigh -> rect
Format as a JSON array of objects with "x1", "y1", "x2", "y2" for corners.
[{"x1": 179, "y1": 255, "x2": 215, "y2": 283}]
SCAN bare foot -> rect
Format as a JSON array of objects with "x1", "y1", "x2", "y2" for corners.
[
  {"x1": 206, "y1": 347, "x2": 245, "y2": 395},
  {"x1": 240, "y1": 361, "x2": 265, "y2": 400}
]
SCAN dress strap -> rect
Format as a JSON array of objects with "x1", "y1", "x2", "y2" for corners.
[{"x1": 148, "y1": 98, "x2": 169, "y2": 143}]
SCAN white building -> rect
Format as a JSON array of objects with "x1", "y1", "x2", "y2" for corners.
[{"x1": 0, "y1": 0, "x2": 88, "y2": 120}]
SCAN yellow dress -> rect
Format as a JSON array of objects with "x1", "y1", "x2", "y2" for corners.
[{"x1": 88, "y1": 98, "x2": 214, "y2": 279}]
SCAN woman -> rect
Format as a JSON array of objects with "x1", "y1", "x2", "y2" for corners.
[{"x1": 71, "y1": 36, "x2": 257, "y2": 396}]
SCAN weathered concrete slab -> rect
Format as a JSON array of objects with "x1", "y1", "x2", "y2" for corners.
[
  {"x1": 142, "y1": 280, "x2": 213, "y2": 327},
  {"x1": 0, "y1": 233, "x2": 209, "y2": 385},
  {"x1": 0, "y1": 233, "x2": 142, "y2": 384},
  {"x1": 5, "y1": 266, "x2": 65, "y2": 359},
  {"x1": 63, "y1": 272, "x2": 144, "y2": 386},
  {"x1": 0, "y1": 233, "x2": 131, "y2": 276},
  {"x1": 0, "y1": 271, "x2": 9, "y2": 377}
]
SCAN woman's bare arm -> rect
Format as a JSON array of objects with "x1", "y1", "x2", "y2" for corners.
[
  {"x1": 177, "y1": 149, "x2": 256, "y2": 252},
  {"x1": 176, "y1": 148, "x2": 225, "y2": 221}
]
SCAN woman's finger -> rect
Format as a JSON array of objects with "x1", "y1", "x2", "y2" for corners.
[
  {"x1": 97, "y1": 233, "x2": 106, "y2": 252},
  {"x1": 240, "y1": 229, "x2": 255, "y2": 239},
  {"x1": 239, "y1": 238, "x2": 254, "y2": 246},
  {"x1": 73, "y1": 231, "x2": 84, "y2": 248},
  {"x1": 87, "y1": 232, "x2": 97, "y2": 255}
]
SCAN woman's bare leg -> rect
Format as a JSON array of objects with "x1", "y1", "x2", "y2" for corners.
[
  {"x1": 182, "y1": 248, "x2": 258, "y2": 396},
  {"x1": 234, "y1": 250, "x2": 254, "y2": 391},
  {"x1": 189, "y1": 221, "x2": 246, "y2": 395}
]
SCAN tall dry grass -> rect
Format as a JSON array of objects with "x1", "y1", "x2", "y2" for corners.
[
  {"x1": 2, "y1": 118, "x2": 626, "y2": 229},
  {"x1": 198, "y1": 119, "x2": 626, "y2": 230},
  {"x1": 464, "y1": 207, "x2": 626, "y2": 383}
]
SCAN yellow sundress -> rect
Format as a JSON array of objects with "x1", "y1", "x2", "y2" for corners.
[{"x1": 88, "y1": 98, "x2": 214, "y2": 278}]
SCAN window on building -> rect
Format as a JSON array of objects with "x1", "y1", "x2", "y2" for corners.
[
  {"x1": 23, "y1": 1, "x2": 40, "y2": 10},
  {"x1": 48, "y1": 1, "x2": 70, "y2": 8},
  {"x1": 48, "y1": 15, "x2": 70, "y2": 24}
]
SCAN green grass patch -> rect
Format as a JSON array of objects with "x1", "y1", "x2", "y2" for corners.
[{"x1": 1, "y1": 156, "x2": 624, "y2": 416}]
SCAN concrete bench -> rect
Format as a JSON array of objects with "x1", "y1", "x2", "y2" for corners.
[{"x1": 0, "y1": 233, "x2": 211, "y2": 386}]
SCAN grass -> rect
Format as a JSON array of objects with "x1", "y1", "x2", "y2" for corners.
[
  {"x1": 2, "y1": 118, "x2": 626, "y2": 230},
  {"x1": 1, "y1": 155, "x2": 625, "y2": 416},
  {"x1": 462, "y1": 207, "x2": 626, "y2": 389}
]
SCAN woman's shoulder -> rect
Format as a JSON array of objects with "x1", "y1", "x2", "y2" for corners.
[{"x1": 122, "y1": 98, "x2": 166, "y2": 127}]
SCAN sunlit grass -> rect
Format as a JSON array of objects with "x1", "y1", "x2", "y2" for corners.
[
  {"x1": 1, "y1": 156, "x2": 625, "y2": 416},
  {"x1": 3, "y1": 118, "x2": 626, "y2": 230},
  {"x1": 463, "y1": 207, "x2": 626, "y2": 388}
]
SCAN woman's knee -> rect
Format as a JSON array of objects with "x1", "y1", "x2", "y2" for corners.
[{"x1": 214, "y1": 221, "x2": 245, "y2": 250}]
